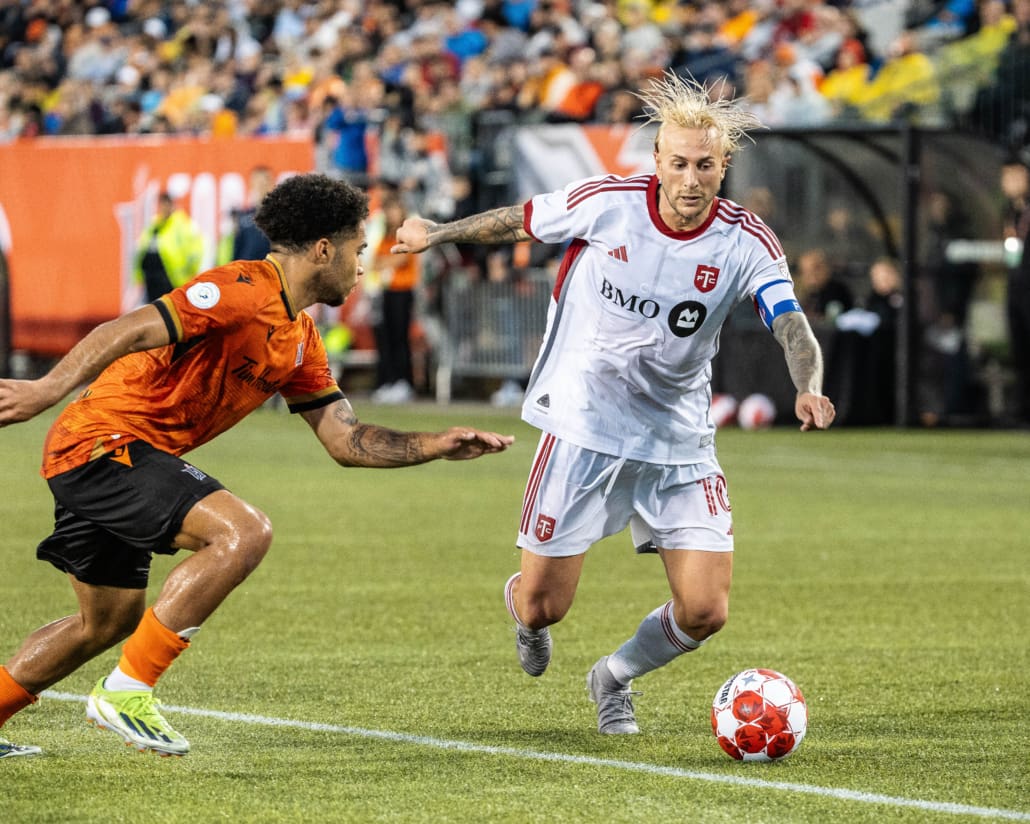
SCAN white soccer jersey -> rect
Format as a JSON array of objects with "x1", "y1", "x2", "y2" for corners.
[{"x1": 521, "y1": 173, "x2": 800, "y2": 464}]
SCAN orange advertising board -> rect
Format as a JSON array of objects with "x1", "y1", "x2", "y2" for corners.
[{"x1": 0, "y1": 135, "x2": 315, "y2": 354}]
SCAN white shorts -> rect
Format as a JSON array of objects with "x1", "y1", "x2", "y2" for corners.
[{"x1": 517, "y1": 433, "x2": 734, "y2": 557}]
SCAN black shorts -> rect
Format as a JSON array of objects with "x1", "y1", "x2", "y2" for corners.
[{"x1": 37, "y1": 441, "x2": 225, "y2": 589}]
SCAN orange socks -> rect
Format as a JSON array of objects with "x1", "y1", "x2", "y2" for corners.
[
  {"x1": 0, "y1": 665, "x2": 37, "y2": 727},
  {"x1": 118, "y1": 607, "x2": 191, "y2": 687}
]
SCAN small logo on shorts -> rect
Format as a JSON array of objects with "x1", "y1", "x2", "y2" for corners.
[
  {"x1": 109, "y1": 445, "x2": 133, "y2": 467},
  {"x1": 535, "y1": 514, "x2": 556, "y2": 542},
  {"x1": 181, "y1": 464, "x2": 208, "y2": 481}
]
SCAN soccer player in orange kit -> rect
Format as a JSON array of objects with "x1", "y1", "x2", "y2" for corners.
[{"x1": 0, "y1": 174, "x2": 513, "y2": 757}]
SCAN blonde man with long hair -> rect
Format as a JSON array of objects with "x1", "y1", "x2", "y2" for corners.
[{"x1": 394, "y1": 73, "x2": 835, "y2": 734}]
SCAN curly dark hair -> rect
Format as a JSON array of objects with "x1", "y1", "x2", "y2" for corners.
[{"x1": 255, "y1": 174, "x2": 369, "y2": 252}]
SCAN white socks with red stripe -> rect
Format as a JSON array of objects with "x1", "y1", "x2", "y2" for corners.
[{"x1": 605, "y1": 600, "x2": 703, "y2": 684}]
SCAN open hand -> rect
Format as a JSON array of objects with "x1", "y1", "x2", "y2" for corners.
[{"x1": 437, "y1": 427, "x2": 515, "y2": 460}]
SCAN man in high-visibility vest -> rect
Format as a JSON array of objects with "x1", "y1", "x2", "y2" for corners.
[{"x1": 134, "y1": 192, "x2": 204, "y2": 302}]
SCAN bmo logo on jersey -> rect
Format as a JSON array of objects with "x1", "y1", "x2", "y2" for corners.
[
  {"x1": 668, "y1": 300, "x2": 708, "y2": 337},
  {"x1": 599, "y1": 278, "x2": 660, "y2": 318}
]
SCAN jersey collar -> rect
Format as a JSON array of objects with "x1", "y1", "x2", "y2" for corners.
[
  {"x1": 265, "y1": 255, "x2": 298, "y2": 321},
  {"x1": 648, "y1": 176, "x2": 720, "y2": 240}
]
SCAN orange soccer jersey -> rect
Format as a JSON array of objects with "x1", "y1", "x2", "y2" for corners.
[{"x1": 41, "y1": 257, "x2": 343, "y2": 479}]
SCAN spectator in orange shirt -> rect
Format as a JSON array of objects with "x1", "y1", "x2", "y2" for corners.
[{"x1": 371, "y1": 191, "x2": 421, "y2": 403}]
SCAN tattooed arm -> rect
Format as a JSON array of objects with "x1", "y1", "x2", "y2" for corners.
[
  {"x1": 301, "y1": 398, "x2": 514, "y2": 467},
  {"x1": 390, "y1": 205, "x2": 529, "y2": 254},
  {"x1": 771, "y1": 312, "x2": 837, "y2": 431}
]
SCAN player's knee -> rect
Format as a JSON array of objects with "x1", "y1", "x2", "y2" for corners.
[
  {"x1": 223, "y1": 508, "x2": 274, "y2": 577},
  {"x1": 675, "y1": 600, "x2": 728, "y2": 641},
  {"x1": 84, "y1": 601, "x2": 145, "y2": 648},
  {"x1": 518, "y1": 591, "x2": 572, "y2": 628}
]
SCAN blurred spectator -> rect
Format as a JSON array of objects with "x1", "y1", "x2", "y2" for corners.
[
  {"x1": 739, "y1": 58, "x2": 777, "y2": 123},
  {"x1": 1001, "y1": 154, "x2": 1030, "y2": 424},
  {"x1": 595, "y1": 85, "x2": 645, "y2": 124},
  {"x1": 819, "y1": 38, "x2": 872, "y2": 119},
  {"x1": 324, "y1": 93, "x2": 369, "y2": 179},
  {"x1": 231, "y1": 165, "x2": 275, "y2": 261},
  {"x1": 795, "y1": 247, "x2": 855, "y2": 323},
  {"x1": 670, "y1": 5, "x2": 741, "y2": 93},
  {"x1": 922, "y1": 191, "x2": 978, "y2": 331},
  {"x1": 379, "y1": 125, "x2": 457, "y2": 222},
  {"x1": 970, "y1": 0, "x2": 1030, "y2": 145},
  {"x1": 134, "y1": 192, "x2": 204, "y2": 303},
  {"x1": 851, "y1": 30, "x2": 940, "y2": 122},
  {"x1": 918, "y1": 190, "x2": 980, "y2": 424},
  {"x1": 829, "y1": 257, "x2": 904, "y2": 424},
  {"x1": 619, "y1": 1, "x2": 669, "y2": 71},
  {"x1": 369, "y1": 191, "x2": 419, "y2": 404},
  {"x1": 545, "y1": 46, "x2": 607, "y2": 122},
  {"x1": 933, "y1": 0, "x2": 1016, "y2": 122},
  {"x1": 765, "y1": 42, "x2": 831, "y2": 125},
  {"x1": 817, "y1": 200, "x2": 879, "y2": 280},
  {"x1": 916, "y1": 0, "x2": 979, "y2": 47}
]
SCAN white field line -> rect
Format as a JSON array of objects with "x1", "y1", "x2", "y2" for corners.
[{"x1": 42, "y1": 690, "x2": 1029, "y2": 822}]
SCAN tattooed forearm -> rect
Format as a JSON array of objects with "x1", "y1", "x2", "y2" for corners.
[
  {"x1": 773, "y1": 313, "x2": 824, "y2": 395},
  {"x1": 343, "y1": 423, "x2": 428, "y2": 467},
  {"x1": 426, "y1": 205, "x2": 529, "y2": 246}
]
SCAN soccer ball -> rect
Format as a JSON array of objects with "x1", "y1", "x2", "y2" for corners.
[
  {"x1": 737, "y1": 393, "x2": 777, "y2": 430},
  {"x1": 711, "y1": 668, "x2": 808, "y2": 762},
  {"x1": 711, "y1": 393, "x2": 739, "y2": 427}
]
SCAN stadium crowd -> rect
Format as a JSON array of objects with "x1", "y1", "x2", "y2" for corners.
[
  {"x1": 1, "y1": 0, "x2": 1027, "y2": 177},
  {"x1": 1, "y1": 0, "x2": 1027, "y2": 426}
]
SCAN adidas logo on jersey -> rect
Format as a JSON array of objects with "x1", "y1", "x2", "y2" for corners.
[
  {"x1": 536, "y1": 394, "x2": 550, "y2": 408},
  {"x1": 607, "y1": 245, "x2": 628, "y2": 262}
]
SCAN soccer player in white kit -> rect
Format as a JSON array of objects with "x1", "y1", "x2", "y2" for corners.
[{"x1": 392, "y1": 73, "x2": 836, "y2": 734}]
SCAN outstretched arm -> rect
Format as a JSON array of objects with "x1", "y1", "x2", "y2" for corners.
[
  {"x1": 301, "y1": 398, "x2": 514, "y2": 467},
  {"x1": 771, "y1": 312, "x2": 836, "y2": 431},
  {"x1": 391, "y1": 205, "x2": 530, "y2": 254},
  {"x1": 0, "y1": 304, "x2": 170, "y2": 426}
]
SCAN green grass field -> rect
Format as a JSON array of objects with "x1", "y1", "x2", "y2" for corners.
[{"x1": 2, "y1": 403, "x2": 1028, "y2": 823}]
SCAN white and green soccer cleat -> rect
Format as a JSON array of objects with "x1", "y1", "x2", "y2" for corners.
[
  {"x1": 0, "y1": 736, "x2": 42, "y2": 758},
  {"x1": 86, "y1": 678, "x2": 189, "y2": 756}
]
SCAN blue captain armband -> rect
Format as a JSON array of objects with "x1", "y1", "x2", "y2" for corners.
[{"x1": 754, "y1": 279, "x2": 802, "y2": 331}]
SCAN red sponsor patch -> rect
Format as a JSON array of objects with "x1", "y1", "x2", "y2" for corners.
[
  {"x1": 535, "y1": 514, "x2": 556, "y2": 542},
  {"x1": 694, "y1": 264, "x2": 720, "y2": 293}
]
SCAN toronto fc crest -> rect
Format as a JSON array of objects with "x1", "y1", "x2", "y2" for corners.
[
  {"x1": 694, "y1": 264, "x2": 720, "y2": 293},
  {"x1": 535, "y1": 514, "x2": 556, "y2": 542}
]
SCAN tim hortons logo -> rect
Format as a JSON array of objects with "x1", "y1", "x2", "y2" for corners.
[
  {"x1": 694, "y1": 265, "x2": 720, "y2": 293},
  {"x1": 535, "y1": 514, "x2": 556, "y2": 542}
]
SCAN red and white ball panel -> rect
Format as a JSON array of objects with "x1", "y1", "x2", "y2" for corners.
[{"x1": 711, "y1": 668, "x2": 808, "y2": 762}]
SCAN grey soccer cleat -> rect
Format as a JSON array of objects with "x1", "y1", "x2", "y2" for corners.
[
  {"x1": 514, "y1": 624, "x2": 553, "y2": 677},
  {"x1": 505, "y1": 572, "x2": 553, "y2": 676},
  {"x1": 0, "y1": 736, "x2": 42, "y2": 758},
  {"x1": 587, "y1": 656, "x2": 641, "y2": 734}
]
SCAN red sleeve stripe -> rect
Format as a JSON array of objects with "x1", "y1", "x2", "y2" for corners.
[
  {"x1": 552, "y1": 238, "x2": 588, "y2": 301},
  {"x1": 523, "y1": 199, "x2": 541, "y2": 241},
  {"x1": 567, "y1": 175, "x2": 650, "y2": 210},
  {"x1": 714, "y1": 201, "x2": 784, "y2": 258}
]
